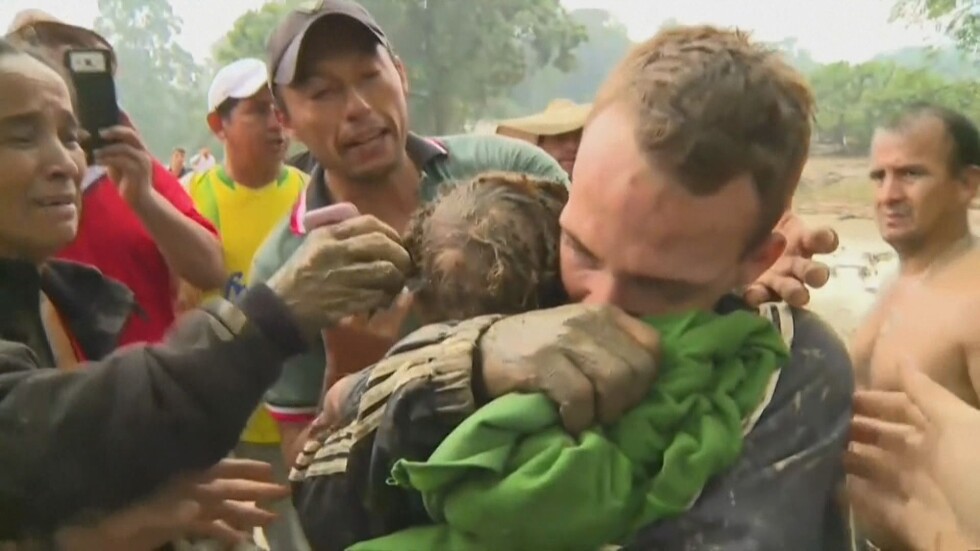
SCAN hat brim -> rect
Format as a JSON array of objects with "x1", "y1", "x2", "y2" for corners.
[
  {"x1": 495, "y1": 104, "x2": 591, "y2": 139},
  {"x1": 273, "y1": 12, "x2": 387, "y2": 86},
  {"x1": 209, "y1": 70, "x2": 270, "y2": 113}
]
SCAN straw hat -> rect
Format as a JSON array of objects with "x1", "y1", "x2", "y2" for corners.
[
  {"x1": 6, "y1": 9, "x2": 117, "y2": 70},
  {"x1": 496, "y1": 99, "x2": 592, "y2": 142}
]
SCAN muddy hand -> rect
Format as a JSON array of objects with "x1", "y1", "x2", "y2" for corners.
[
  {"x1": 267, "y1": 215, "x2": 412, "y2": 337},
  {"x1": 743, "y1": 211, "x2": 837, "y2": 307},
  {"x1": 340, "y1": 289, "x2": 414, "y2": 341},
  {"x1": 478, "y1": 304, "x2": 661, "y2": 434}
]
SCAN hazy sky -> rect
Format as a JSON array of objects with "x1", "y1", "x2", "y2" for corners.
[{"x1": 0, "y1": 0, "x2": 941, "y2": 64}]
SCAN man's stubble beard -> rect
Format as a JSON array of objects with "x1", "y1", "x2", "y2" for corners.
[{"x1": 343, "y1": 154, "x2": 405, "y2": 187}]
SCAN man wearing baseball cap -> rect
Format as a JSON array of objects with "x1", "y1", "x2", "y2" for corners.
[
  {"x1": 183, "y1": 57, "x2": 310, "y2": 550},
  {"x1": 249, "y1": 0, "x2": 569, "y2": 469},
  {"x1": 5, "y1": 10, "x2": 227, "y2": 346}
]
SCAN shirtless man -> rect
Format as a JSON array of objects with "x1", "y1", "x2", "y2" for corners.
[
  {"x1": 848, "y1": 103, "x2": 980, "y2": 549},
  {"x1": 850, "y1": 104, "x2": 980, "y2": 400}
]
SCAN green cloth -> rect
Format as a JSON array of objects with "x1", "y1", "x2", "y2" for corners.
[{"x1": 349, "y1": 309, "x2": 789, "y2": 551}]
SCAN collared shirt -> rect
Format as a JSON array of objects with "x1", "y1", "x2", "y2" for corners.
[{"x1": 249, "y1": 132, "x2": 569, "y2": 423}]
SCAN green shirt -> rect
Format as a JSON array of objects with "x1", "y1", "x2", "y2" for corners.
[
  {"x1": 248, "y1": 133, "x2": 569, "y2": 419},
  {"x1": 350, "y1": 309, "x2": 788, "y2": 551}
]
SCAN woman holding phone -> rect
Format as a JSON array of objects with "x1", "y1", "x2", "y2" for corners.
[{"x1": 0, "y1": 39, "x2": 293, "y2": 548}]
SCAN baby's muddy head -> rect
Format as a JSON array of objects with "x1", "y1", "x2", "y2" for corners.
[{"x1": 404, "y1": 171, "x2": 569, "y2": 323}]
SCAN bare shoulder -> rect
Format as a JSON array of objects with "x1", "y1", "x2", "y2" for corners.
[{"x1": 943, "y1": 245, "x2": 980, "y2": 312}]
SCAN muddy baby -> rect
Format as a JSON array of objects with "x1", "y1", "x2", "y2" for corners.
[{"x1": 306, "y1": 171, "x2": 569, "y2": 434}]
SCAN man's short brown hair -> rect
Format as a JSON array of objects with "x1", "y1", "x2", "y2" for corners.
[{"x1": 593, "y1": 25, "x2": 815, "y2": 243}]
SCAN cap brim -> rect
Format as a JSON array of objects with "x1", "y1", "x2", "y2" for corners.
[
  {"x1": 210, "y1": 70, "x2": 270, "y2": 113},
  {"x1": 273, "y1": 12, "x2": 386, "y2": 86}
]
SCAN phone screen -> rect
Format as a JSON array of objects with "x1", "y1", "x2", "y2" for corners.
[{"x1": 64, "y1": 49, "x2": 120, "y2": 150}]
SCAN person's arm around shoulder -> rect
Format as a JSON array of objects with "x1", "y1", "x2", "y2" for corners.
[{"x1": 630, "y1": 307, "x2": 854, "y2": 551}]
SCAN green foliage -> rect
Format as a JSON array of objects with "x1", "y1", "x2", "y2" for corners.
[
  {"x1": 94, "y1": 0, "x2": 215, "y2": 158},
  {"x1": 213, "y1": 0, "x2": 306, "y2": 66},
  {"x1": 808, "y1": 59, "x2": 980, "y2": 153},
  {"x1": 214, "y1": 0, "x2": 585, "y2": 134},
  {"x1": 500, "y1": 8, "x2": 632, "y2": 117},
  {"x1": 874, "y1": 44, "x2": 980, "y2": 79},
  {"x1": 892, "y1": 0, "x2": 979, "y2": 53}
]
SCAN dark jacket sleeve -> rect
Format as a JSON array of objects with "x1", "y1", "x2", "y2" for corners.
[
  {"x1": 627, "y1": 308, "x2": 854, "y2": 551},
  {"x1": 0, "y1": 285, "x2": 306, "y2": 539},
  {"x1": 291, "y1": 315, "x2": 501, "y2": 551}
]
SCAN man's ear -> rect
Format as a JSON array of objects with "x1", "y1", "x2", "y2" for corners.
[
  {"x1": 393, "y1": 55, "x2": 409, "y2": 96},
  {"x1": 958, "y1": 164, "x2": 980, "y2": 206},
  {"x1": 738, "y1": 231, "x2": 787, "y2": 289},
  {"x1": 206, "y1": 112, "x2": 224, "y2": 139}
]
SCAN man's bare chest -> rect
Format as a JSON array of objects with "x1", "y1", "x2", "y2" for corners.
[{"x1": 868, "y1": 286, "x2": 971, "y2": 399}]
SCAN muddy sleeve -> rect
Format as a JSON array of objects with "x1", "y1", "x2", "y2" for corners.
[
  {"x1": 0, "y1": 285, "x2": 306, "y2": 539},
  {"x1": 628, "y1": 308, "x2": 855, "y2": 551},
  {"x1": 291, "y1": 315, "x2": 503, "y2": 551}
]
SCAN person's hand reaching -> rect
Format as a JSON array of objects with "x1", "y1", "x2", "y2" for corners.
[
  {"x1": 742, "y1": 211, "x2": 838, "y2": 307},
  {"x1": 846, "y1": 365, "x2": 980, "y2": 546},
  {"x1": 52, "y1": 458, "x2": 289, "y2": 550}
]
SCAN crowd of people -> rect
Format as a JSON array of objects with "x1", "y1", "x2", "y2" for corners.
[{"x1": 0, "y1": 0, "x2": 978, "y2": 549}]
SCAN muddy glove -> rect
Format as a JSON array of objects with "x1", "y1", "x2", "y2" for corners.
[
  {"x1": 478, "y1": 304, "x2": 661, "y2": 434},
  {"x1": 267, "y1": 215, "x2": 412, "y2": 337},
  {"x1": 743, "y1": 211, "x2": 838, "y2": 307}
]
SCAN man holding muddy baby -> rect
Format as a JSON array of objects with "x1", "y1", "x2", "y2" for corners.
[{"x1": 251, "y1": 1, "x2": 851, "y2": 549}]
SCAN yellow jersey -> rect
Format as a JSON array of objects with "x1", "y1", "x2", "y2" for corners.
[{"x1": 187, "y1": 164, "x2": 308, "y2": 444}]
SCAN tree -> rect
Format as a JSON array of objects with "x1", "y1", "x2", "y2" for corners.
[
  {"x1": 874, "y1": 45, "x2": 980, "y2": 80},
  {"x1": 768, "y1": 37, "x2": 821, "y2": 75},
  {"x1": 214, "y1": 0, "x2": 307, "y2": 66},
  {"x1": 808, "y1": 59, "x2": 980, "y2": 154},
  {"x1": 501, "y1": 8, "x2": 633, "y2": 117},
  {"x1": 892, "y1": 0, "x2": 979, "y2": 53},
  {"x1": 215, "y1": 0, "x2": 586, "y2": 134},
  {"x1": 95, "y1": 0, "x2": 212, "y2": 158}
]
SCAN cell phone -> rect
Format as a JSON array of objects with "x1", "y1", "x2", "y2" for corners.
[{"x1": 64, "y1": 49, "x2": 120, "y2": 150}]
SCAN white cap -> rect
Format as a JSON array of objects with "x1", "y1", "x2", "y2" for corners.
[{"x1": 207, "y1": 58, "x2": 269, "y2": 114}]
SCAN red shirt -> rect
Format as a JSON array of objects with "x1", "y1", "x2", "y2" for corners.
[{"x1": 57, "y1": 160, "x2": 218, "y2": 345}]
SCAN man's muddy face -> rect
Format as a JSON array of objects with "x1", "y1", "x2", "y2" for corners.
[
  {"x1": 539, "y1": 129, "x2": 581, "y2": 176},
  {"x1": 280, "y1": 18, "x2": 409, "y2": 185},
  {"x1": 559, "y1": 102, "x2": 781, "y2": 316},
  {"x1": 869, "y1": 117, "x2": 975, "y2": 253}
]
